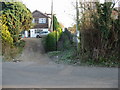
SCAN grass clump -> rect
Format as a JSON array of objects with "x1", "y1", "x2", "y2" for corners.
[{"x1": 2, "y1": 40, "x2": 25, "y2": 61}]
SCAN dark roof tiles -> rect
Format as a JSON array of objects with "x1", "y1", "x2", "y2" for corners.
[{"x1": 32, "y1": 10, "x2": 50, "y2": 18}]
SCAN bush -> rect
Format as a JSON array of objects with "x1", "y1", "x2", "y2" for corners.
[
  {"x1": 78, "y1": 2, "x2": 120, "y2": 66},
  {"x1": 45, "y1": 31, "x2": 61, "y2": 51},
  {"x1": 1, "y1": 2, "x2": 33, "y2": 42},
  {"x1": 1, "y1": 24, "x2": 14, "y2": 55},
  {"x1": 57, "y1": 29, "x2": 74, "y2": 51},
  {"x1": 1, "y1": 24, "x2": 25, "y2": 61},
  {"x1": 45, "y1": 15, "x2": 63, "y2": 52},
  {"x1": 1, "y1": 25, "x2": 13, "y2": 46},
  {"x1": 44, "y1": 28, "x2": 74, "y2": 51},
  {"x1": 57, "y1": 27, "x2": 62, "y2": 35}
]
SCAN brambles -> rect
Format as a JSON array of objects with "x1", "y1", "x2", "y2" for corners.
[{"x1": 78, "y1": 2, "x2": 120, "y2": 66}]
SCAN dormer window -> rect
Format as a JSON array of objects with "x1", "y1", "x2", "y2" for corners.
[{"x1": 39, "y1": 18, "x2": 46, "y2": 23}]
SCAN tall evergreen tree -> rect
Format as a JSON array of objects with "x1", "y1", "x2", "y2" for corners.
[{"x1": 53, "y1": 15, "x2": 61, "y2": 31}]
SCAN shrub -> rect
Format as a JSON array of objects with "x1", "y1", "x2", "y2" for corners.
[
  {"x1": 45, "y1": 31, "x2": 60, "y2": 51},
  {"x1": 1, "y1": 24, "x2": 14, "y2": 61},
  {"x1": 78, "y1": 2, "x2": 120, "y2": 66},
  {"x1": 45, "y1": 15, "x2": 63, "y2": 52},
  {"x1": 1, "y1": 24, "x2": 13, "y2": 47},
  {"x1": 57, "y1": 29, "x2": 74, "y2": 51},
  {"x1": 1, "y1": 2, "x2": 33, "y2": 42},
  {"x1": 57, "y1": 27, "x2": 62, "y2": 35}
]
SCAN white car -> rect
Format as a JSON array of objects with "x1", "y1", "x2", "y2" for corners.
[{"x1": 36, "y1": 31, "x2": 50, "y2": 38}]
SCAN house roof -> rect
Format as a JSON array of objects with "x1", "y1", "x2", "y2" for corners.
[
  {"x1": 32, "y1": 10, "x2": 50, "y2": 18},
  {"x1": 115, "y1": 7, "x2": 120, "y2": 11}
]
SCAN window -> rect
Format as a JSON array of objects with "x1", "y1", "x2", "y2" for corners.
[
  {"x1": 35, "y1": 18, "x2": 39, "y2": 23},
  {"x1": 39, "y1": 18, "x2": 46, "y2": 23},
  {"x1": 35, "y1": 30, "x2": 37, "y2": 34},
  {"x1": 32, "y1": 18, "x2": 35, "y2": 23},
  {"x1": 35, "y1": 29, "x2": 43, "y2": 34}
]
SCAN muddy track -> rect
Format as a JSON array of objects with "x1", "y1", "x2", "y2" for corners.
[{"x1": 17, "y1": 38, "x2": 54, "y2": 64}]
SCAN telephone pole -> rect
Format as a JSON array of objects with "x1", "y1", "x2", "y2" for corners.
[
  {"x1": 50, "y1": 0, "x2": 53, "y2": 32},
  {"x1": 76, "y1": 0, "x2": 79, "y2": 51}
]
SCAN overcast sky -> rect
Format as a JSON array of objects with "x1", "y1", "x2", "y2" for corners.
[
  {"x1": 22, "y1": 0, "x2": 76, "y2": 28},
  {"x1": 21, "y1": 0, "x2": 119, "y2": 28}
]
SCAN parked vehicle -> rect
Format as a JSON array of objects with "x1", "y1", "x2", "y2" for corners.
[{"x1": 36, "y1": 31, "x2": 50, "y2": 38}]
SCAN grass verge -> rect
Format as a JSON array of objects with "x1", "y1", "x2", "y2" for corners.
[
  {"x1": 3, "y1": 39, "x2": 25, "y2": 61},
  {"x1": 47, "y1": 48, "x2": 119, "y2": 67}
]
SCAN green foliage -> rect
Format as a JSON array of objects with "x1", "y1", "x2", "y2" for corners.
[
  {"x1": 53, "y1": 15, "x2": 62, "y2": 31},
  {"x1": 48, "y1": 47, "x2": 118, "y2": 67},
  {"x1": 1, "y1": 2, "x2": 33, "y2": 42},
  {"x1": 14, "y1": 39, "x2": 25, "y2": 47},
  {"x1": 1, "y1": 24, "x2": 13, "y2": 46},
  {"x1": 78, "y1": 2, "x2": 120, "y2": 66},
  {"x1": 92, "y1": 2, "x2": 119, "y2": 54},
  {"x1": 47, "y1": 51, "x2": 61, "y2": 56},
  {"x1": 53, "y1": 15, "x2": 59, "y2": 31},
  {"x1": 45, "y1": 31, "x2": 61, "y2": 51},
  {"x1": 47, "y1": 47, "x2": 77, "y2": 65},
  {"x1": 57, "y1": 29, "x2": 74, "y2": 51},
  {"x1": 0, "y1": 1, "x2": 31, "y2": 61},
  {"x1": 44, "y1": 15, "x2": 63, "y2": 52},
  {"x1": 93, "y1": 2, "x2": 113, "y2": 39},
  {"x1": 0, "y1": 15, "x2": 13, "y2": 48},
  {"x1": 57, "y1": 27, "x2": 62, "y2": 35}
]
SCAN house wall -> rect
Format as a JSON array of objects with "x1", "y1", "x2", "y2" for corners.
[
  {"x1": 48, "y1": 18, "x2": 51, "y2": 29},
  {"x1": 25, "y1": 31, "x2": 28, "y2": 38},
  {"x1": 30, "y1": 28, "x2": 49, "y2": 38},
  {"x1": 30, "y1": 29, "x2": 35, "y2": 37},
  {"x1": 32, "y1": 11, "x2": 49, "y2": 29},
  {"x1": 22, "y1": 10, "x2": 51, "y2": 38}
]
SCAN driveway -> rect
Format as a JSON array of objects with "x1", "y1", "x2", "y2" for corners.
[
  {"x1": 2, "y1": 38, "x2": 118, "y2": 88},
  {"x1": 17, "y1": 38, "x2": 54, "y2": 64}
]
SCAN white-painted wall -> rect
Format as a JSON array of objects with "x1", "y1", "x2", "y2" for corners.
[
  {"x1": 25, "y1": 31, "x2": 28, "y2": 38},
  {"x1": 30, "y1": 28, "x2": 49, "y2": 38},
  {"x1": 48, "y1": 18, "x2": 51, "y2": 29},
  {"x1": 30, "y1": 29, "x2": 35, "y2": 37},
  {"x1": 42, "y1": 28, "x2": 49, "y2": 31}
]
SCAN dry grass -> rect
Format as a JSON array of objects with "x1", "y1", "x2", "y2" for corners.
[{"x1": 2, "y1": 40, "x2": 25, "y2": 61}]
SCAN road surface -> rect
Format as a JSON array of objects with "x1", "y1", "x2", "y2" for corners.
[{"x1": 2, "y1": 38, "x2": 118, "y2": 88}]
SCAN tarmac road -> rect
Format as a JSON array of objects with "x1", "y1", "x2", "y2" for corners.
[{"x1": 2, "y1": 38, "x2": 118, "y2": 88}]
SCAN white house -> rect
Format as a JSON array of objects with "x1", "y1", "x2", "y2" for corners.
[{"x1": 24, "y1": 10, "x2": 51, "y2": 38}]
